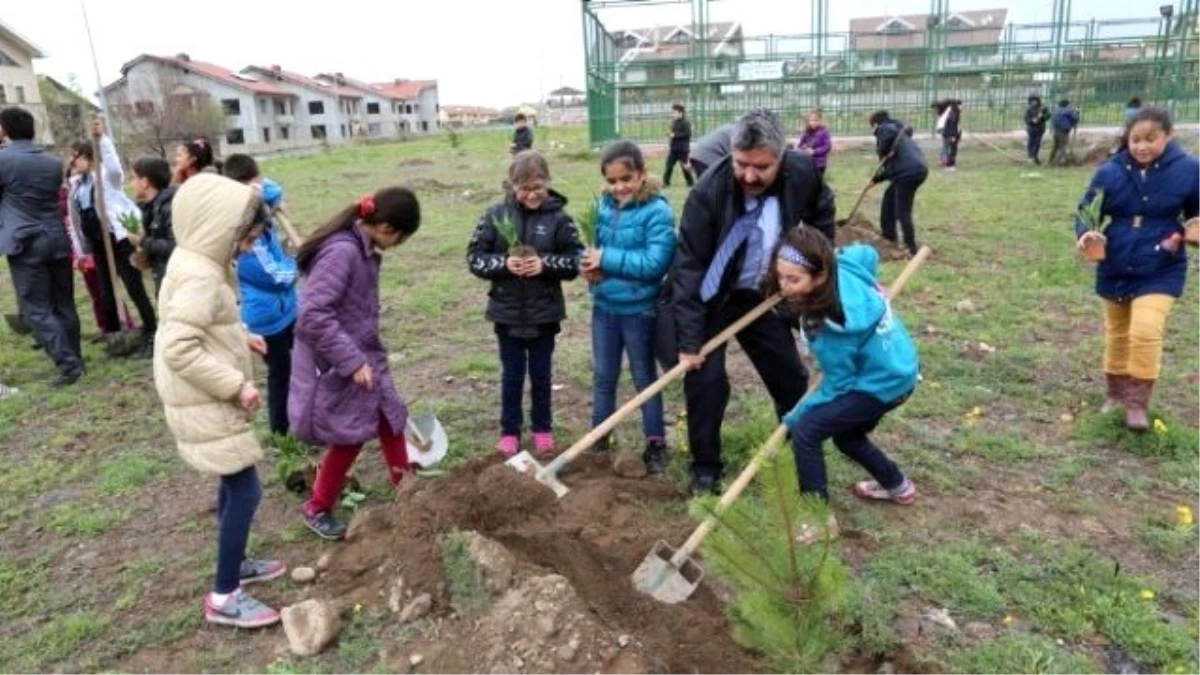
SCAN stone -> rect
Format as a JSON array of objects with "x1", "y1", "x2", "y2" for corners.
[
  {"x1": 617, "y1": 634, "x2": 632, "y2": 648},
  {"x1": 291, "y1": 566, "x2": 316, "y2": 583},
  {"x1": 954, "y1": 299, "x2": 976, "y2": 313},
  {"x1": 556, "y1": 642, "x2": 578, "y2": 662},
  {"x1": 535, "y1": 614, "x2": 558, "y2": 637},
  {"x1": 465, "y1": 532, "x2": 516, "y2": 593},
  {"x1": 388, "y1": 577, "x2": 406, "y2": 614},
  {"x1": 281, "y1": 599, "x2": 342, "y2": 657},
  {"x1": 877, "y1": 661, "x2": 896, "y2": 675},
  {"x1": 894, "y1": 616, "x2": 922, "y2": 641},
  {"x1": 409, "y1": 654, "x2": 425, "y2": 667},
  {"x1": 922, "y1": 607, "x2": 958, "y2": 632},
  {"x1": 963, "y1": 622, "x2": 996, "y2": 641},
  {"x1": 316, "y1": 552, "x2": 332, "y2": 571},
  {"x1": 612, "y1": 449, "x2": 648, "y2": 478},
  {"x1": 399, "y1": 593, "x2": 433, "y2": 623},
  {"x1": 1060, "y1": 413, "x2": 1075, "y2": 423}
]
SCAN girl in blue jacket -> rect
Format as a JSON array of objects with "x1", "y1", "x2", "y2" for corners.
[
  {"x1": 766, "y1": 226, "x2": 920, "y2": 540},
  {"x1": 580, "y1": 141, "x2": 677, "y2": 474},
  {"x1": 1074, "y1": 107, "x2": 1199, "y2": 432},
  {"x1": 224, "y1": 155, "x2": 299, "y2": 437}
]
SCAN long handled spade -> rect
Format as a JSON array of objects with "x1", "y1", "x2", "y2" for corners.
[
  {"x1": 272, "y1": 207, "x2": 306, "y2": 249},
  {"x1": 506, "y1": 293, "x2": 784, "y2": 497},
  {"x1": 88, "y1": 125, "x2": 140, "y2": 352},
  {"x1": 633, "y1": 245, "x2": 931, "y2": 604}
]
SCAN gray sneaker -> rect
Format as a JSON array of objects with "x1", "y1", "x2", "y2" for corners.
[
  {"x1": 240, "y1": 559, "x2": 287, "y2": 585},
  {"x1": 204, "y1": 590, "x2": 280, "y2": 628}
]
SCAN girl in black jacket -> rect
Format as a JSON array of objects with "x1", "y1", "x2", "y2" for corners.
[
  {"x1": 467, "y1": 151, "x2": 583, "y2": 457},
  {"x1": 869, "y1": 110, "x2": 929, "y2": 256}
]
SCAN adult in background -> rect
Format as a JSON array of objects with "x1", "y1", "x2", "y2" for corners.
[
  {"x1": 1024, "y1": 94, "x2": 1051, "y2": 165},
  {"x1": 933, "y1": 99, "x2": 962, "y2": 171},
  {"x1": 688, "y1": 122, "x2": 734, "y2": 179},
  {"x1": 869, "y1": 110, "x2": 928, "y2": 256},
  {"x1": 0, "y1": 107, "x2": 84, "y2": 385},
  {"x1": 663, "y1": 103, "x2": 695, "y2": 188},
  {"x1": 1049, "y1": 99, "x2": 1081, "y2": 167},
  {"x1": 669, "y1": 108, "x2": 835, "y2": 495}
]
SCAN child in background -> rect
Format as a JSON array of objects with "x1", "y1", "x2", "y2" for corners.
[
  {"x1": 290, "y1": 188, "x2": 422, "y2": 540},
  {"x1": 467, "y1": 150, "x2": 584, "y2": 457},
  {"x1": 130, "y1": 157, "x2": 177, "y2": 294},
  {"x1": 1074, "y1": 107, "x2": 1199, "y2": 431},
  {"x1": 510, "y1": 113, "x2": 533, "y2": 154},
  {"x1": 61, "y1": 165, "x2": 118, "y2": 337},
  {"x1": 174, "y1": 137, "x2": 217, "y2": 184},
  {"x1": 766, "y1": 226, "x2": 920, "y2": 542},
  {"x1": 581, "y1": 141, "x2": 676, "y2": 473},
  {"x1": 153, "y1": 172, "x2": 285, "y2": 628},
  {"x1": 223, "y1": 154, "x2": 298, "y2": 438},
  {"x1": 933, "y1": 99, "x2": 962, "y2": 171},
  {"x1": 797, "y1": 110, "x2": 832, "y2": 180}
]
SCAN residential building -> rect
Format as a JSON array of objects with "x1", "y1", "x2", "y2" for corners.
[
  {"x1": 314, "y1": 73, "x2": 395, "y2": 137},
  {"x1": 439, "y1": 105, "x2": 499, "y2": 127},
  {"x1": 242, "y1": 65, "x2": 351, "y2": 144},
  {"x1": 849, "y1": 9, "x2": 1008, "y2": 72},
  {"x1": 0, "y1": 19, "x2": 53, "y2": 145},
  {"x1": 103, "y1": 54, "x2": 297, "y2": 156},
  {"x1": 372, "y1": 79, "x2": 440, "y2": 132},
  {"x1": 610, "y1": 22, "x2": 744, "y2": 83}
]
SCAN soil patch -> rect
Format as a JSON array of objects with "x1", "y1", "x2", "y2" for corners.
[
  {"x1": 317, "y1": 457, "x2": 761, "y2": 674},
  {"x1": 835, "y1": 217, "x2": 911, "y2": 261},
  {"x1": 398, "y1": 157, "x2": 436, "y2": 167}
]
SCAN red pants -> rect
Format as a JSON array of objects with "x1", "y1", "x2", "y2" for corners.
[{"x1": 305, "y1": 415, "x2": 412, "y2": 514}]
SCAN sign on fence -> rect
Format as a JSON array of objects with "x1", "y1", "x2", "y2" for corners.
[{"x1": 737, "y1": 60, "x2": 786, "y2": 81}]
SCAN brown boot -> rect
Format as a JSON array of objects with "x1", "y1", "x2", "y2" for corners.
[
  {"x1": 1124, "y1": 378, "x2": 1155, "y2": 432},
  {"x1": 1100, "y1": 373, "x2": 1129, "y2": 414}
]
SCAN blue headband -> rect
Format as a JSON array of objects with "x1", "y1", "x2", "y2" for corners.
[{"x1": 777, "y1": 243, "x2": 817, "y2": 270}]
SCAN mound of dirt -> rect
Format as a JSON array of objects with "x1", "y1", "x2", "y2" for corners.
[
  {"x1": 399, "y1": 157, "x2": 436, "y2": 167},
  {"x1": 835, "y1": 219, "x2": 910, "y2": 262},
  {"x1": 314, "y1": 458, "x2": 761, "y2": 674}
]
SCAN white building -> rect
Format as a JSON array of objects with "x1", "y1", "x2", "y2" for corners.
[{"x1": 0, "y1": 19, "x2": 53, "y2": 145}]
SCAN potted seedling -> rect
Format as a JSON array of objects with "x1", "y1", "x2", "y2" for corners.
[
  {"x1": 1078, "y1": 189, "x2": 1107, "y2": 262},
  {"x1": 494, "y1": 213, "x2": 537, "y2": 264},
  {"x1": 577, "y1": 195, "x2": 603, "y2": 284}
]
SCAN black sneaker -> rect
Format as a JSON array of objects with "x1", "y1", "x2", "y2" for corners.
[
  {"x1": 52, "y1": 369, "x2": 84, "y2": 387},
  {"x1": 303, "y1": 510, "x2": 346, "y2": 540},
  {"x1": 643, "y1": 439, "x2": 668, "y2": 476},
  {"x1": 689, "y1": 471, "x2": 720, "y2": 497},
  {"x1": 136, "y1": 340, "x2": 154, "y2": 360}
]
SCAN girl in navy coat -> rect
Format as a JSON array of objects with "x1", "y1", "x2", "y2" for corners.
[
  {"x1": 1075, "y1": 107, "x2": 1199, "y2": 431},
  {"x1": 580, "y1": 141, "x2": 676, "y2": 473}
]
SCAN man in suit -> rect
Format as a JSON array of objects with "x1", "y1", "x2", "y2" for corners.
[
  {"x1": 669, "y1": 108, "x2": 835, "y2": 495},
  {"x1": 0, "y1": 107, "x2": 83, "y2": 385}
]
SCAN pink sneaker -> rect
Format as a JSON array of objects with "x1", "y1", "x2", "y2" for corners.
[
  {"x1": 852, "y1": 478, "x2": 917, "y2": 505},
  {"x1": 532, "y1": 432, "x2": 555, "y2": 456},
  {"x1": 496, "y1": 435, "x2": 520, "y2": 457}
]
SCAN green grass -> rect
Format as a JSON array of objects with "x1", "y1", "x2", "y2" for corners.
[
  {"x1": 95, "y1": 452, "x2": 172, "y2": 495},
  {"x1": 0, "y1": 611, "x2": 110, "y2": 671},
  {"x1": 441, "y1": 529, "x2": 493, "y2": 616},
  {"x1": 44, "y1": 503, "x2": 130, "y2": 537},
  {"x1": 952, "y1": 634, "x2": 1099, "y2": 674}
]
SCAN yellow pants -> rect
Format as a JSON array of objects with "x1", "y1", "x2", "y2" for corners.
[{"x1": 1103, "y1": 294, "x2": 1175, "y2": 380}]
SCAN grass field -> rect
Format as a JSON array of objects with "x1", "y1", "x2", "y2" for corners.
[{"x1": 0, "y1": 125, "x2": 1196, "y2": 673}]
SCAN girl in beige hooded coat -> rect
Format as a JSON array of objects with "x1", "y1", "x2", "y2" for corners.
[{"x1": 153, "y1": 172, "x2": 286, "y2": 629}]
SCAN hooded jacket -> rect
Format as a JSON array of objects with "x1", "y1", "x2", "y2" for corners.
[
  {"x1": 784, "y1": 245, "x2": 920, "y2": 426},
  {"x1": 590, "y1": 179, "x2": 676, "y2": 315},
  {"x1": 153, "y1": 173, "x2": 264, "y2": 475}
]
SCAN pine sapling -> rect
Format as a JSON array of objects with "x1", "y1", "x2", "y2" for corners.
[
  {"x1": 493, "y1": 213, "x2": 535, "y2": 259},
  {"x1": 577, "y1": 194, "x2": 601, "y2": 249}
]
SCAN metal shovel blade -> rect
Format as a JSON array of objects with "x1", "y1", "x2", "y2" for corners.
[
  {"x1": 504, "y1": 452, "x2": 569, "y2": 498},
  {"x1": 405, "y1": 411, "x2": 448, "y2": 468},
  {"x1": 631, "y1": 540, "x2": 706, "y2": 604}
]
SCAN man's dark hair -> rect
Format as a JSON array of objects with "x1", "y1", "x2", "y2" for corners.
[
  {"x1": 731, "y1": 108, "x2": 785, "y2": 156},
  {"x1": 222, "y1": 153, "x2": 260, "y2": 183},
  {"x1": 72, "y1": 140, "x2": 94, "y2": 161},
  {"x1": 671, "y1": 103, "x2": 685, "y2": 114},
  {"x1": 514, "y1": 113, "x2": 527, "y2": 123},
  {"x1": 1058, "y1": 99, "x2": 1070, "y2": 108},
  {"x1": 0, "y1": 107, "x2": 36, "y2": 141},
  {"x1": 132, "y1": 157, "x2": 171, "y2": 190},
  {"x1": 868, "y1": 110, "x2": 890, "y2": 127}
]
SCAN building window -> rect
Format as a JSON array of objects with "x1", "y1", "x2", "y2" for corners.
[
  {"x1": 274, "y1": 99, "x2": 286, "y2": 115},
  {"x1": 262, "y1": 128, "x2": 271, "y2": 143},
  {"x1": 367, "y1": 102, "x2": 380, "y2": 114},
  {"x1": 873, "y1": 51, "x2": 896, "y2": 68},
  {"x1": 420, "y1": 121, "x2": 429, "y2": 132},
  {"x1": 948, "y1": 48, "x2": 971, "y2": 64},
  {"x1": 258, "y1": 98, "x2": 267, "y2": 114},
  {"x1": 311, "y1": 124, "x2": 327, "y2": 139},
  {"x1": 405, "y1": 104, "x2": 413, "y2": 114},
  {"x1": 15, "y1": 86, "x2": 24, "y2": 103},
  {"x1": 227, "y1": 128, "x2": 245, "y2": 145},
  {"x1": 134, "y1": 101, "x2": 156, "y2": 116},
  {"x1": 308, "y1": 100, "x2": 324, "y2": 115},
  {"x1": 222, "y1": 99, "x2": 241, "y2": 115},
  {"x1": 280, "y1": 126, "x2": 290, "y2": 140},
  {"x1": 367, "y1": 122, "x2": 382, "y2": 136},
  {"x1": 340, "y1": 124, "x2": 347, "y2": 138}
]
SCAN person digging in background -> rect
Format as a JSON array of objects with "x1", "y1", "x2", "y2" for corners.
[
  {"x1": 510, "y1": 113, "x2": 533, "y2": 154},
  {"x1": 290, "y1": 188, "x2": 422, "y2": 541},
  {"x1": 663, "y1": 103, "x2": 695, "y2": 188},
  {"x1": 1024, "y1": 94, "x2": 1051, "y2": 165},
  {"x1": 767, "y1": 226, "x2": 920, "y2": 543},
  {"x1": 130, "y1": 157, "x2": 177, "y2": 295},
  {"x1": 223, "y1": 154, "x2": 298, "y2": 438},
  {"x1": 1049, "y1": 99, "x2": 1080, "y2": 167},
  {"x1": 581, "y1": 140, "x2": 676, "y2": 473},
  {"x1": 796, "y1": 109, "x2": 832, "y2": 180},
  {"x1": 869, "y1": 110, "x2": 928, "y2": 257},
  {"x1": 153, "y1": 172, "x2": 286, "y2": 629},
  {"x1": 467, "y1": 150, "x2": 584, "y2": 458},
  {"x1": 687, "y1": 122, "x2": 734, "y2": 180},
  {"x1": 1074, "y1": 107, "x2": 1199, "y2": 432},
  {"x1": 933, "y1": 99, "x2": 962, "y2": 171}
]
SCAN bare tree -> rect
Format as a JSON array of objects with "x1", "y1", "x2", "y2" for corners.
[
  {"x1": 37, "y1": 74, "x2": 91, "y2": 150},
  {"x1": 109, "y1": 71, "x2": 224, "y2": 159}
]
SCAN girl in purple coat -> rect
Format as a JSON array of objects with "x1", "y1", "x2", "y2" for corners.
[
  {"x1": 289, "y1": 187, "x2": 422, "y2": 540},
  {"x1": 797, "y1": 110, "x2": 832, "y2": 180}
]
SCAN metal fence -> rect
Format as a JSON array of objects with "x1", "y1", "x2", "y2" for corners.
[{"x1": 582, "y1": 0, "x2": 1199, "y2": 145}]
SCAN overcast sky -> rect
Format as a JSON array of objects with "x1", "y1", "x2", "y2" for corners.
[{"x1": 7, "y1": 0, "x2": 1174, "y2": 108}]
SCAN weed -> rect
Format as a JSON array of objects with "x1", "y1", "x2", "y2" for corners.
[
  {"x1": 953, "y1": 634, "x2": 1099, "y2": 673},
  {"x1": 441, "y1": 529, "x2": 493, "y2": 615}
]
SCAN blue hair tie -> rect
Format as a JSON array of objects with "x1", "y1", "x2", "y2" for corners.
[{"x1": 777, "y1": 243, "x2": 817, "y2": 270}]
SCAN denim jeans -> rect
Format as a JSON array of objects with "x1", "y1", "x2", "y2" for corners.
[
  {"x1": 789, "y1": 390, "x2": 909, "y2": 501},
  {"x1": 591, "y1": 308, "x2": 665, "y2": 439},
  {"x1": 497, "y1": 331, "x2": 556, "y2": 435},
  {"x1": 1026, "y1": 128, "x2": 1044, "y2": 161}
]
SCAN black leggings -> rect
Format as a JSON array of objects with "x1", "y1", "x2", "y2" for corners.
[{"x1": 87, "y1": 234, "x2": 157, "y2": 338}]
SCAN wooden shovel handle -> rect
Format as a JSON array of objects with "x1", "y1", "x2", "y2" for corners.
[
  {"x1": 843, "y1": 179, "x2": 875, "y2": 224},
  {"x1": 546, "y1": 294, "x2": 782, "y2": 474},
  {"x1": 273, "y1": 208, "x2": 306, "y2": 248},
  {"x1": 669, "y1": 247, "x2": 932, "y2": 564}
]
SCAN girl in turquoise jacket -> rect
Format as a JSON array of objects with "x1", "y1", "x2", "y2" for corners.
[
  {"x1": 766, "y1": 226, "x2": 919, "y2": 539},
  {"x1": 580, "y1": 140, "x2": 676, "y2": 474}
]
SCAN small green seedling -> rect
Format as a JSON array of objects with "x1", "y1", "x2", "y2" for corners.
[
  {"x1": 118, "y1": 212, "x2": 142, "y2": 235},
  {"x1": 1078, "y1": 189, "x2": 1107, "y2": 232},
  {"x1": 577, "y1": 194, "x2": 601, "y2": 248}
]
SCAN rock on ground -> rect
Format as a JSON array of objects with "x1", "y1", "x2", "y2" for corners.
[{"x1": 281, "y1": 599, "x2": 342, "y2": 657}]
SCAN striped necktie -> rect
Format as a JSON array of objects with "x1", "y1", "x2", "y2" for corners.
[{"x1": 700, "y1": 200, "x2": 765, "y2": 302}]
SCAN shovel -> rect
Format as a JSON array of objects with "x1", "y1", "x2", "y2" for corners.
[
  {"x1": 633, "y1": 245, "x2": 931, "y2": 603},
  {"x1": 272, "y1": 208, "x2": 306, "y2": 249},
  {"x1": 405, "y1": 410, "x2": 449, "y2": 468},
  {"x1": 506, "y1": 293, "x2": 784, "y2": 497}
]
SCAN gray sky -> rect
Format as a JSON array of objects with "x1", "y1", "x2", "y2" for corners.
[{"x1": 7, "y1": 0, "x2": 1173, "y2": 108}]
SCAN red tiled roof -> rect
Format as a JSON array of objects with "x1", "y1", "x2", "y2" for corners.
[
  {"x1": 123, "y1": 55, "x2": 291, "y2": 96},
  {"x1": 243, "y1": 65, "x2": 348, "y2": 97},
  {"x1": 372, "y1": 79, "x2": 438, "y2": 100}
]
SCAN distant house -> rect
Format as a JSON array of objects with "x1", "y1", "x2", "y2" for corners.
[
  {"x1": 849, "y1": 9, "x2": 1008, "y2": 72},
  {"x1": 371, "y1": 79, "x2": 440, "y2": 133},
  {"x1": 440, "y1": 105, "x2": 499, "y2": 128},
  {"x1": 38, "y1": 75, "x2": 99, "y2": 147},
  {"x1": 314, "y1": 73, "x2": 390, "y2": 137},
  {"x1": 0, "y1": 19, "x2": 53, "y2": 145},
  {"x1": 241, "y1": 65, "x2": 347, "y2": 145},
  {"x1": 610, "y1": 22, "x2": 744, "y2": 83},
  {"x1": 547, "y1": 86, "x2": 585, "y2": 108}
]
